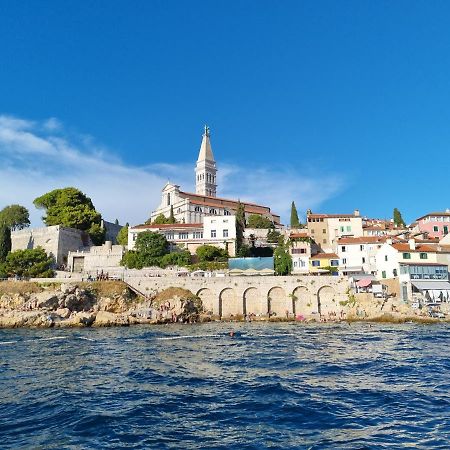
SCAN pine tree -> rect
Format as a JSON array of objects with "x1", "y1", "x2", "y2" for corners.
[
  {"x1": 290, "y1": 201, "x2": 300, "y2": 228},
  {"x1": 235, "y1": 201, "x2": 246, "y2": 254},
  {"x1": 168, "y1": 205, "x2": 176, "y2": 224},
  {"x1": 393, "y1": 208, "x2": 406, "y2": 227},
  {"x1": 0, "y1": 224, "x2": 12, "y2": 262}
]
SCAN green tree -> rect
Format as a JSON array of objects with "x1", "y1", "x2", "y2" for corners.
[
  {"x1": 274, "y1": 244, "x2": 292, "y2": 276},
  {"x1": 235, "y1": 201, "x2": 246, "y2": 254},
  {"x1": 33, "y1": 187, "x2": 105, "y2": 244},
  {"x1": 4, "y1": 248, "x2": 54, "y2": 278},
  {"x1": 152, "y1": 213, "x2": 171, "y2": 224},
  {"x1": 196, "y1": 244, "x2": 228, "y2": 262},
  {"x1": 120, "y1": 251, "x2": 143, "y2": 269},
  {"x1": 236, "y1": 244, "x2": 252, "y2": 257},
  {"x1": 168, "y1": 205, "x2": 176, "y2": 224},
  {"x1": 393, "y1": 208, "x2": 406, "y2": 227},
  {"x1": 0, "y1": 224, "x2": 12, "y2": 262},
  {"x1": 117, "y1": 223, "x2": 129, "y2": 246},
  {"x1": 135, "y1": 231, "x2": 169, "y2": 261},
  {"x1": 160, "y1": 250, "x2": 192, "y2": 268},
  {"x1": 267, "y1": 229, "x2": 281, "y2": 243},
  {"x1": 290, "y1": 201, "x2": 300, "y2": 228},
  {"x1": 0, "y1": 204, "x2": 30, "y2": 231},
  {"x1": 247, "y1": 214, "x2": 274, "y2": 229}
]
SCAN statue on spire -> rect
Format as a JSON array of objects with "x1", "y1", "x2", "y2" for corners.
[{"x1": 204, "y1": 125, "x2": 210, "y2": 137}]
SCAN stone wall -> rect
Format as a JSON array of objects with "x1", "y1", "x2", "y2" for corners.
[
  {"x1": 126, "y1": 275, "x2": 349, "y2": 319},
  {"x1": 68, "y1": 242, "x2": 125, "y2": 272}
]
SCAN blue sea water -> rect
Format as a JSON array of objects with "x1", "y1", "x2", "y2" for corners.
[{"x1": 0, "y1": 322, "x2": 449, "y2": 449}]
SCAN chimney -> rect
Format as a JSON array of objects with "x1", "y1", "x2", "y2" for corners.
[
  {"x1": 408, "y1": 239, "x2": 416, "y2": 250},
  {"x1": 104, "y1": 241, "x2": 113, "y2": 251},
  {"x1": 354, "y1": 209, "x2": 360, "y2": 217}
]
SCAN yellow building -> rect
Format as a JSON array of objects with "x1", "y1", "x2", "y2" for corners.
[{"x1": 309, "y1": 253, "x2": 340, "y2": 274}]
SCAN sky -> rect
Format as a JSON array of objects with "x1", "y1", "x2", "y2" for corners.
[{"x1": 1, "y1": 0, "x2": 450, "y2": 226}]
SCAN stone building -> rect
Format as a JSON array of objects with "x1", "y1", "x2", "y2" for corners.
[
  {"x1": 150, "y1": 126, "x2": 280, "y2": 225},
  {"x1": 68, "y1": 241, "x2": 125, "y2": 273},
  {"x1": 11, "y1": 225, "x2": 89, "y2": 267}
]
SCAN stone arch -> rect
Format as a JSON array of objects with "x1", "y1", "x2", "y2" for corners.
[
  {"x1": 219, "y1": 288, "x2": 240, "y2": 318},
  {"x1": 292, "y1": 286, "x2": 313, "y2": 316},
  {"x1": 196, "y1": 288, "x2": 215, "y2": 315},
  {"x1": 268, "y1": 286, "x2": 290, "y2": 317},
  {"x1": 243, "y1": 287, "x2": 265, "y2": 316},
  {"x1": 317, "y1": 286, "x2": 336, "y2": 315}
]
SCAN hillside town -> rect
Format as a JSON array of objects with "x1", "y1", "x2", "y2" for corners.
[{"x1": 1, "y1": 127, "x2": 450, "y2": 321}]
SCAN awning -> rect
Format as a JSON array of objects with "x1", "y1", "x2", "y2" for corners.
[
  {"x1": 411, "y1": 281, "x2": 450, "y2": 291},
  {"x1": 357, "y1": 278, "x2": 373, "y2": 288}
]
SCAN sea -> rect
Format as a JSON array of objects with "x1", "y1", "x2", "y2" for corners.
[{"x1": 0, "y1": 322, "x2": 449, "y2": 449}]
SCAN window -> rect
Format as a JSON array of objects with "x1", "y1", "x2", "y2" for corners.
[
  {"x1": 312, "y1": 260, "x2": 320, "y2": 267},
  {"x1": 420, "y1": 253, "x2": 428, "y2": 259},
  {"x1": 403, "y1": 253, "x2": 411, "y2": 259},
  {"x1": 211, "y1": 230, "x2": 216, "y2": 238},
  {"x1": 385, "y1": 255, "x2": 388, "y2": 262},
  {"x1": 178, "y1": 232, "x2": 188, "y2": 239},
  {"x1": 193, "y1": 231, "x2": 203, "y2": 239},
  {"x1": 300, "y1": 260, "x2": 306, "y2": 267},
  {"x1": 223, "y1": 219, "x2": 228, "y2": 223},
  {"x1": 323, "y1": 229, "x2": 326, "y2": 234},
  {"x1": 323, "y1": 239, "x2": 327, "y2": 244},
  {"x1": 177, "y1": 208, "x2": 181, "y2": 214},
  {"x1": 167, "y1": 193, "x2": 171, "y2": 206},
  {"x1": 330, "y1": 260, "x2": 339, "y2": 267},
  {"x1": 223, "y1": 229, "x2": 228, "y2": 238},
  {"x1": 293, "y1": 261, "x2": 297, "y2": 267},
  {"x1": 393, "y1": 269, "x2": 398, "y2": 277},
  {"x1": 342, "y1": 258, "x2": 347, "y2": 264},
  {"x1": 194, "y1": 206, "x2": 202, "y2": 213},
  {"x1": 340, "y1": 226, "x2": 344, "y2": 232},
  {"x1": 224, "y1": 210, "x2": 231, "y2": 216},
  {"x1": 132, "y1": 233, "x2": 137, "y2": 241},
  {"x1": 382, "y1": 271, "x2": 386, "y2": 278},
  {"x1": 362, "y1": 257, "x2": 366, "y2": 264},
  {"x1": 166, "y1": 232, "x2": 174, "y2": 240},
  {"x1": 210, "y1": 209, "x2": 217, "y2": 215},
  {"x1": 341, "y1": 246, "x2": 346, "y2": 252},
  {"x1": 434, "y1": 226, "x2": 439, "y2": 232},
  {"x1": 311, "y1": 229, "x2": 315, "y2": 234},
  {"x1": 444, "y1": 226, "x2": 449, "y2": 235},
  {"x1": 346, "y1": 226, "x2": 351, "y2": 232},
  {"x1": 360, "y1": 245, "x2": 364, "y2": 251}
]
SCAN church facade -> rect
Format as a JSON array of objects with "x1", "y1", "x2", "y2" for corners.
[{"x1": 150, "y1": 126, "x2": 281, "y2": 225}]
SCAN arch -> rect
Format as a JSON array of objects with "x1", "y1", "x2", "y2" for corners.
[
  {"x1": 292, "y1": 286, "x2": 313, "y2": 316},
  {"x1": 219, "y1": 288, "x2": 240, "y2": 318},
  {"x1": 196, "y1": 288, "x2": 215, "y2": 315},
  {"x1": 268, "y1": 286, "x2": 290, "y2": 317},
  {"x1": 317, "y1": 286, "x2": 336, "y2": 315},
  {"x1": 243, "y1": 287, "x2": 265, "y2": 316}
]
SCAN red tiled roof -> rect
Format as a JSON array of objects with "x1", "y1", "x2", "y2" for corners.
[
  {"x1": 290, "y1": 233, "x2": 309, "y2": 239},
  {"x1": 308, "y1": 213, "x2": 357, "y2": 219},
  {"x1": 392, "y1": 243, "x2": 436, "y2": 253},
  {"x1": 311, "y1": 253, "x2": 339, "y2": 259},
  {"x1": 131, "y1": 223, "x2": 203, "y2": 230},
  {"x1": 416, "y1": 212, "x2": 450, "y2": 221}
]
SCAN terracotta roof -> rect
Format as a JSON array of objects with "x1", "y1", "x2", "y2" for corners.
[
  {"x1": 308, "y1": 213, "x2": 357, "y2": 219},
  {"x1": 290, "y1": 233, "x2": 309, "y2": 239},
  {"x1": 131, "y1": 223, "x2": 203, "y2": 230},
  {"x1": 338, "y1": 236, "x2": 387, "y2": 244},
  {"x1": 416, "y1": 212, "x2": 450, "y2": 221},
  {"x1": 392, "y1": 243, "x2": 436, "y2": 253},
  {"x1": 178, "y1": 191, "x2": 280, "y2": 220},
  {"x1": 311, "y1": 253, "x2": 339, "y2": 259}
]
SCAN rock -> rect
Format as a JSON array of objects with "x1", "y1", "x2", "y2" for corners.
[
  {"x1": 55, "y1": 308, "x2": 71, "y2": 319},
  {"x1": 60, "y1": 283, "x2": 77, "y2": 294},
  {"x1": 59, "y1": 312, "x2": 95, "y2": 327},
  {"x1": 94, "y1": 311, "x2": 129, "y2": 327},
  {"x1": 34, "y1": 291, "x2": 59, "y2": 310}
]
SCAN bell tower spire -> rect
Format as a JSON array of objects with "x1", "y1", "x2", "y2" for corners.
[{"x1": 195, "y1": 125, "x2": 217, "y2": 197}]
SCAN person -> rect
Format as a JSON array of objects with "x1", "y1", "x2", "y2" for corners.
[{"x1": 229, "y1": 331, "x2": 235, "y2": 337}]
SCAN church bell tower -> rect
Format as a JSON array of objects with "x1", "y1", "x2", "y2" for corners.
[{"x1": 195, "y1": 125, "x2": 217, "y2": 197}]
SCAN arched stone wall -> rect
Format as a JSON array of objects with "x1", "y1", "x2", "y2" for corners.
[
  {"x1": 219, "y1": 288, "x2": 240, "y2": 318},
  {"x1": 243, "y1": 287, "x2": 265, "y2": 316},
  {"x1": 317, "y1": 286, "x2": 336, "y2": 315},
  {"x1": 292, "y1": 286, "x2": 315, "y2": 316},
  {"x1": 268, "y1": 286, "x2": 290, "y2": 317},
  {"x1": 197, "y1": 288, "x2": 216, "y2": 315}
]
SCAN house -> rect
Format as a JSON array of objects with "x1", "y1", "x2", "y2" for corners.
[
  {"x1": 415, "y1": 211, "x2": 450, "y2": 239},
  {"x1": 309, "y1": 253, "x2": 340, "y2": 274},
  {"x1": 288, "y1": 232, "x2": 320, "y2": 274},
  {"x1": 306, "y1": 210, "x2": 363, "y2": 253},
  {"x1": 337, "y1": 236, "x2": 387, "y2": 276},
  {"x1": 128, "y1": 215, "x2": 237, "y2": 256}
]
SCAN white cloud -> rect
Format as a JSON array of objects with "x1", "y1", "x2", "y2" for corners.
[{"x1": 0, "y1": 114, "x2": 345, "y2": 227}]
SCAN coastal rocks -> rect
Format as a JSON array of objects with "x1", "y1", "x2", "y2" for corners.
[
  {"x1": 94, "y1": 311, "x2": 129, "y2": 327},
  {"x1": 34, "y1": 291, "x2": 59, "y2": 310},
  {"x1": 57, "y1": 312, "x2": 96, "y2": 327}
]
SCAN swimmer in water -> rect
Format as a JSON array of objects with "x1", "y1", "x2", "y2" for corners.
[{"x1": 229, "y1": 331, "x2": 235, "y2": 337}]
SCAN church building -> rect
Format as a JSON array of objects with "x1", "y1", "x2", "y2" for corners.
[{"x1": 150, "y1": 126, "x2": 281, "y2": 225}]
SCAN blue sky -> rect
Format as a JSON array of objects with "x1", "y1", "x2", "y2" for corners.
[{"x1": 1, "y1": 1, "x2": 450, "y2": 226}]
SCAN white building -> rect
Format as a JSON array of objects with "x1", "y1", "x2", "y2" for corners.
[
  {"x1": 128, "y1": 215, "x2": 237, "y2": 256},
  {"x1": 150, "y1": 127, "x2": 280, "y2": 225},
  {"x1": 338, "y1": 236, "x2": 387, "y2": 276}
]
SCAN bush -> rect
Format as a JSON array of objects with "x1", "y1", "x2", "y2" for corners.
[
  {"x1": 3, "y1": 248, "x2": 54, "y2": 278},
  {"x1": 196, "y1": 245, "x2": 228, "y2": 262},
  {"x1": 160, "y1": 250, "x2": 192, "y2": 268},
  {"x1": 247, "y1": 214, "x2": 274, "y2": 229}
]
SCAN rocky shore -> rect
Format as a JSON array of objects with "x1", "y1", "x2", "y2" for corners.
[{"x1": 0, "y1": 281, "x2": 209, "y2": 328}]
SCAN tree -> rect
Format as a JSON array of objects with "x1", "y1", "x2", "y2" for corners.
[
  {"x1": 0, "y1": 205, "x2": 30, "y2": 231},
  {"x1": 196, "y1": 244, "x2": 228, "y2": 262},
  {"x1": 290, "y1": 201, "x2": 300, "y2": 228},
  {"x1": 135, "y1": 231, "x2": 169, "y2": 260},
  {"x1": 235, "y1": 201, "x2": 246, "y2": 254},
  {"x1": 393, "y1": 208, "x2": 406, "y2": 227},
  {"x1": 120, "y1": 251, "x2": 143, "y2": 269},
  {"x1": 33, "y1": 187, "x2": 105, "y2": 244},
  {"x1": 117, "y1": 223, "x2": 129, "y2": 246},
  {"x1": 160, "y1": 250, "x2": 192, "y2": 268},
  {"x1": 0, "y1": 224, "x2": 12, "y2": 262},
  {"x1": 152, "y1": 213, "x2": 171, "y2": 224},
  {"x1": 168, "y1": 205, "x2": 176, "y2": 224},
  {"x1": 3, "y1": 248, "x2": 54, "y2": 278},
  {"x1": 247, "y1": 214, "x2": 274, "y2": 229},
  {"x1": 274, "y1": 244, "x2": 292, "y2": 276},
  {"x1": 267, "y1": 229, "x2": 281, "y2": 243},
  {"x1": 236, "y1": 244, "x2": 252, "y2": 257}
]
